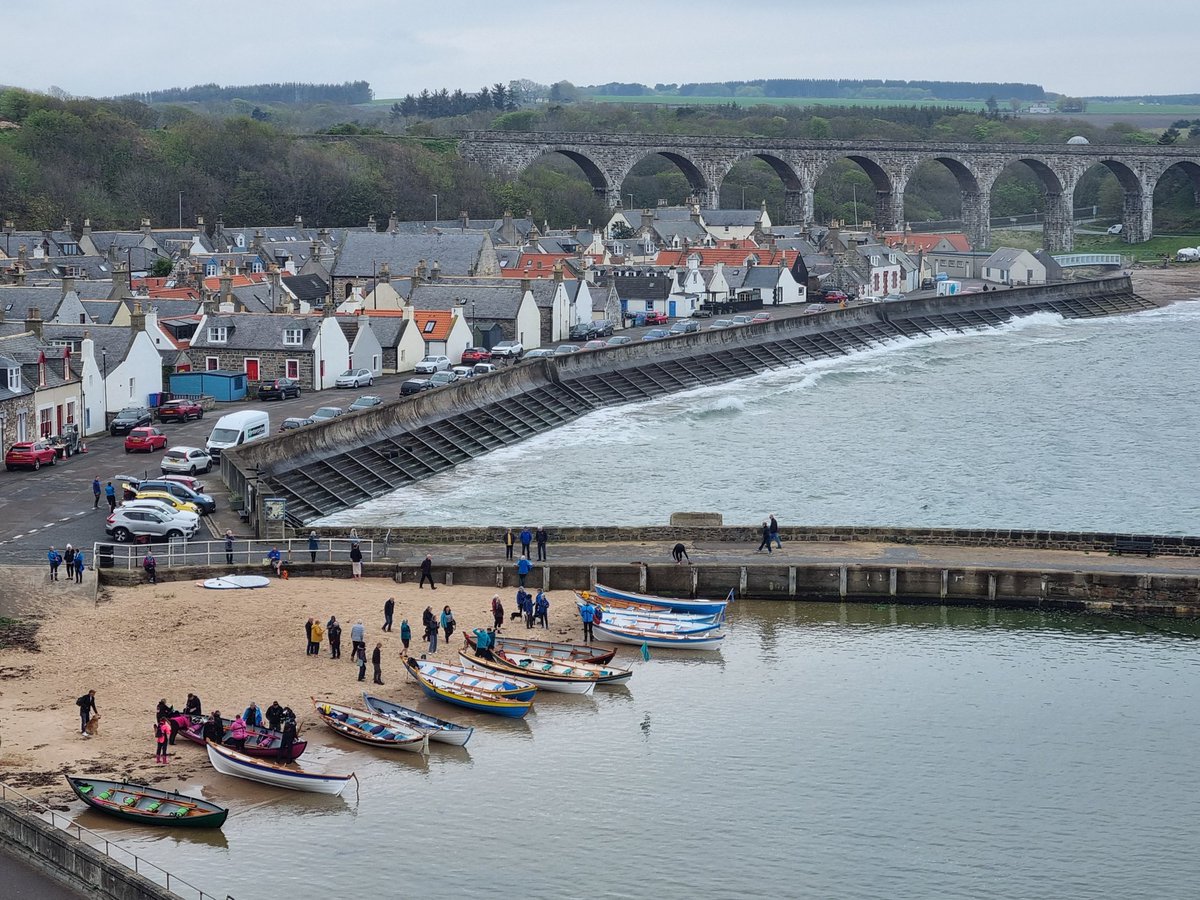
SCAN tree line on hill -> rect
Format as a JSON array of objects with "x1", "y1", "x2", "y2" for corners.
[
  {"x1": 586, "y1": 79, "x2": 1048, "y2": 101},
  {"x1": 114, "y1": 81, "x2": 372, "y2": 105}
]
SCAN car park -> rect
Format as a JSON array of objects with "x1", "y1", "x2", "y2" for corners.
[
  {"x1": 461, "y1": 347, "x2": 493, "y2": 364},
  {"x1": 472, "y1": 363, "x2": 498, "y2": 376},
  {"x1": 310, "y1": 406, "x2": 344, "y2": 423},
  {"x1": 490, "y1": 341, "x2": 523, "y2": 358},
  {"x1": 124, "y1": 426, "x2": 168, "y2": 454},
  {"x1": 105, "y1": 506, "x2": 197, "y2": 543},
  {"x1": 279, "y1": 416, "x2": 314, "y2": 432},
  {"x1": 451, "y1": 365, "x2": 476, "y2": 379},
  {"x1": 133, "y1": 489, "x2": 201, "y2": 516},
  {"x1": 109, "y1": 407, "x2": 152, "y2": 435},
  {"x1": 257, "y1": 378, "x2": 302, "y2": 401},
  {"x1": 606, "y1": 335, "x2": 633, "y2": 346},
  {"x1": 155, "y1": 399, "x2": 204, "y2": 422},
  {"x1": 523, "y1": 348, "x2": 557, "y2": 359},
  {"x1": 4, "y1": 440, "x2": 57, "y2": 471},
  {"x1": 400, "y1": 378, "x2": 434, "y2": 396},
  {"x1": 731, "y1": 315, "x2": 754, "y2": 326},
  {"x1": 335, "y1": 368, "x2": 374, "y2": 389},
  {"x1": 709, "y1": 319, "x2": 734, "y2": 330},
  {"x1": 414, "y1": 355, "x2": 451, "y2": 374},
  {"x1": 349, "y1": 395, "x2": 383, "y2": 410},
  {"x1": 642, "y1": 328, "x2": 671, "y2": 341},
  {"x1": 669, "y1": 320, "x2": 700, "y2": 335},
  {"x1": 751, "y1": 312, "x2": 772, "y2": 323},
  {"x1": 135, "y1": 479, "x2": 217, "y2": 514},
  {"x1": 583, "y1": 340, "x2": 609, "y2": 351},
  {"x1": 554, "y1": 344, "x2": 581, "y2": 355},
  {"x1": 160, "y1": 446, "x2": 213, "y2": 476},
  {"x1": 428, "y1": 371, "x2": 459, "y2": 387}
]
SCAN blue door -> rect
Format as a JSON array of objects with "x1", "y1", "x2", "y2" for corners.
[{"x1": 668, "y1": 300, "x2": 677, "y2": 317}]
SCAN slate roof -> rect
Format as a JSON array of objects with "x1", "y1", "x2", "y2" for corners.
[
  {"x1": 142, "y1": 298, "x2": 204, "y2": 318},
  {"x1": 230, "y1": 283, "x2": 279, "y2": 314},
  {"x1": 332, "y1": 232, "x2": 490, "y2": 279},
  {"x1": 44, "y1": 257, "x2": 115, "y2": 279},
  {"x1": 86, "y1": 231, "x2": 151, "y2": 256},
  {"x1": 281, "y1": 273, "x2": 329, "y2": 303},
  {"x1": 739, "y1": 266, "x2": 781, "y2": 290},
  {"x1": 42, "y1": 323, "x2": 136, "y2": 366},
  {"x1": 407, "y1": 282, "x2": 525, "y2": 320},
  {"x1": 72, "y1": 279, "x2": 119, "y2": 300},
  {"x1": 0, "y1": 286, "x2": 63, "y2": 319},
  {"x1": 699, "y1": 209, "x2": 762, "y2": 227},
  {"x1": 189, "y1": 313, "x2": 321, "y2": 351},
  {"x1": 81, "y1": 300, "x2": 121, "y2": 325},
  {"x1": 362, "y1": 314, "x2": 409, "y2": 349},
  {"x1": 983, "y1": 247, "x2": 1033, "y2": 268}
]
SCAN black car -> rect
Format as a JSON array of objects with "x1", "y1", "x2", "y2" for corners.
[
  {"x1": 568, "y1": 322, "x2": 595, "y2": 341},
  {"x1": 400, "y1": 378, "x2": 435, "y2": 396},
  {"x1": 592, "y1": 319, "x2": 615, "y2": 337},
  {"x1": 258, "y1": 378, "x2": 302, "y2": 401},
  {"x1": 109, "y1": 407, "x2": 152, "y2": 435}
]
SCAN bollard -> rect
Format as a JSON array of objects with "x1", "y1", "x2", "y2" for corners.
[
  {"x1": 889, "y1": 567, "x2": 897, "y2": 597},
  {"x1": 839, "y1": 565, "x2": 847, "y2": 598},
  {"x1": 940, "y1": 569, "x2": 948, "y2": 599},
  {"x1": 445, "y1": 571, "x2": 453, "y2": 587},
  {"x1": 788, "y1": 566, "x2": 796, "y2": 597}
]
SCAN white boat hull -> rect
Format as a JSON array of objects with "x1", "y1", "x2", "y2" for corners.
[
  {"x1": 593, "y1": 583, "x2": 731, "y2": 617},
  {"x1": 456, "y1": 652, "x2": 595, "y2": 695},
  {"x1": 593, "y1": 620, "x2": 726, "y2": 650},
  {"x1": 206, "y1": 741, "x2": 353, "y2": 795}
]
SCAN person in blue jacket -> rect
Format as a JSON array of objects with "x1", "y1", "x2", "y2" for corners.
[
  {"x1": 579, "y1": 600, "x2": 596, "y2": 642},
  {"x1": 534, "y1": 590, "x2": 550, "y2": 628},
  {"x1": 516, "y1": 555, "x2": 532, "y2": 588},
  {"x1": 267, "y1": 546, "x2": 282, "y2": 577},
  {"x1": 243, "y1": 702, "x2": 264, "y2": 729},
  {"x1": 472, "y1": 627, "x2": 494, "y2": 660},
  {"x1": 519, "y1": 527, "x2": 532, "y2": 558}
]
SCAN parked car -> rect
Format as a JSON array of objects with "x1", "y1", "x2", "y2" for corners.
[
  {"x1": 257, "y1": 378, "x2": 302, "y2": 401},
  {"x1": 472, "y1": 363, "x2": 498, "y2": 376},
  {"x1": 554, "y1": 344, "x2": 581, "y2": 355},
  {"x1": 490, "y1": 341, "x2": 523, "y2": 358},
  {"x1": 156, "y1": 399, "x2": 204, "y2": 422},
  {"x1": 751, "y1": 312, "x2": 772, "y2": 323},
  {"x1": 400, "y1": 378, "x2": 434, "y2": 396},
  {"x1": 160, "y1": 446, "x2": 213, "y2": 476},
  {"x1": 135, "y1": 479, "x2": 216, "y2": 515},
  {"x1": 349, "y1": 395, "x2": 383, "y2": 411},
  {"x1": 583, "y1": 340, "x2": 609, "y2": 351},
  {"x1": 451, "y1": 365, "x2": 476, "y2": 379},
  {"x1": 592, "y1": 319, "x2": 615, "y2": 337},
  {"x1": 642, "y1": 328, "x2": 671, "y2": 342},
  {"x1": 568, "y1": 323, "x2": 596, "y2": 341},
  {"x1": 156, "y1": 473, "x2": 205, "y2": 493},
  {"x1": 414, "y1": 355, "x2": 451, "y2": 374},
  {"x1": 920, "y1": 278, "x2": 936, "y2": 290},
  {"x1": 804, "y1": 304, "x2": 829, "y2": 314},
  {"x1": 109, "y1": 407, "x2": 152, "y2": 435},
  {"x1": 279, "y1": 417, "x2": 314, "y2": 432},
  {"x1": 5, "y1": 440, "x2": 57, "y2": 471},
  {"x1": 691, "y1": 307, "x2": 713, "y2": 319},
  {"x1": 709, "y1": 319, "x2": 734, "y2": 330},
  {"x1": 335, "y1": 368, "x2": 374, "y2": 389},
  {"x1": 523, "y1": 348, "x2": 557, "y2": 359},
  {"x1": 1106, "y1": 223, "x2": 1124, "y2": 235},
  {"x1": 606, "y1": 335, "x2": 633, "y2": 347},
  {"x1": 644, "y1": 311, "x2": 669, "y2": 325},
  {"x1": 122, "y1": 498, "x2": 200, "y2": 528},
  {"x1": 124, "y1": 426, "x2": 168, "y2": 454},
  {"x1": 310, "y1": 407, "x2": 344, "y2": 423},
  {"x1": 105, "y1": 506, "x2": 196, "y2": 543},
  {"x1": 821, "y1": 289, "x2": 848, "y2": 303},
  {"x1": 428, "y1": 371, "x2": 459, "y2": 387},
  {"x1": 731, "y1": 315, "x2": 754, "y2": 326},
  {"x1": 460, "y1": 347, "x2": 493, "y2": 364},
  {"x1": 669, "y1": 320, "x2": 700, "y2": 335},
  {"x1": 133, "y1": 489, "x2": 201, "y2": 516}
]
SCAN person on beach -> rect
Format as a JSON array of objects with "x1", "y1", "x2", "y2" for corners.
[
  {"x1": 328, "y1": 617, "x2": 342, "y2": 659},
  {"x1": 308, "y1": 531, "x2": 319, "y2": 563},
  {"x1": 104, "y1": 481, "x2": 116, "y2": 512},
  {"x1": 756, "y1": 521, "x2": 773, "y2": 554},
  {"x1": 204, "y1": 711, "x2": 224, "y2": 743},
  {"x1": 517, "y1": 555, "x2": 532, "y2": 588},
  {"x1": 473, "y1": 627, "x2": 494, "y2": 660},
  {"x1": 268, "y1": 546, "x2": 282, "y2": 577},
  {"x1": 243, "y1": 702, "x2": 264, "y2": 729},
  {"x1": 265, "y1": 701, "x2": 284, "y2": 732},
  {"x1": 372, "y1": 642, "x2": 384, "y2": 685},
  {"x1": 143, "y1": 551, "x2": 157, "y2": 583},
  {"x1": 356, "y1": 644, "x2": 367, "y2": 682},
  {"x1": 424, "y1": 610, "x2": 439, "y2": 654},
  {"x1": 504, "y1": 528, "x2": 515, "y2": 560},
  {"x1": 351, "y1": 621, "x2": 365, "y2": 661},
  {"x1": 519, "y1": 527, "x2": 532, "y2": 558},
  {"x1": 92, "y1": 477, "x2": 102, "y2": 509},
  {"x1": 579, "y1": 599, "x2": 596, "y2": 642},
  {"x1": 73, "y1": 549, "x2": 85, "y2": 583},
  {"x1": 419, "y1": 554, "x2": 436, "y2": 589},
  {"x1": 76, "y1": 690, "x2": 98, "y2": 737},
  {"x1": 155, "y1": 717, "x2": 171, "y2": 763},
  {"x1": 224, "y1": 530, "x2": 234, "y2": 565},
  {"x1": 305, "y1": 619, "x2": 315, "y2": 655},
  {"x1": 400, "y1": 618, "x2": 411, "y2": 652},
  {"x1": 278, "y1": 716, "x2": 297, "y2": 761},
  {"x1": 535, "y1": 526, "x2": 548, "y2": 561},
  {"x1": 535, "y1": 590, "x2": 549, "y2": 628},
  {"x1": 184, "y1": 693, "x2": 202, "y2": 717},
  {"x1": 228, "y1": 714, "x2": 248, "y2": 752},
  {"x1": 349, "y1": 542, "x2": 363, "y2": 579},
  {"x1": 383, "y1": 597, "x2": 395, "y2": 632},
  {"x1": 672, "y1": 542, "x2": 690, "y2": 564},
  {"x1": 48, "y1": 547, "x2": 62, "y2": 582},
  {"x1": 769, "y1": 514, "x2": 782, "y2": 549},
  {"x1": 310, "y1": 619, "x2": 324, "y2": 656},
  {"x1": 441, "y1": 606, "x2": 456, "y2": 642},
  {"x1": 518, "y1": 588, "x2": 533, "y2": 629},
  {"x1": 281, "y1": 705, "x2": 295, "y2": 722},
  {"x1": 491, "y1": 595, "x2": 504, "y2": 630},
  {"x1": 63, "y1": 544, "x2": 75, "y2": 576}
]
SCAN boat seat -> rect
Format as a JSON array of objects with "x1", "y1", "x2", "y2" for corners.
[
  {"x1": 98, "y1": 790, "x2": 112, "y2": 800},
  {"x1": 145, "y1": 801, "x2": 161, "y2": 812},
  {"x1": 78, "y1": 784, "x2": 93, "y2": 795},
  {"x1": 171, "y1": 809, "x2": 187, "y2": 817},
  {"x1": 123, "y1": 797, "x2": 136, "y2": 807}
]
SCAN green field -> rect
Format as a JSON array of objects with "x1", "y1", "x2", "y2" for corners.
[
  {"x1": 990, "y1": 229, "x2": 1200, "y2": 261},
  {"x1": 580, "y1": 94, "x2": 988, "y2": 111}
]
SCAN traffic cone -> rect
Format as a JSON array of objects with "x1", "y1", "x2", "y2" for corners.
[{"x1": 80, "y1": 442, "x2": 88, "y2": 453}]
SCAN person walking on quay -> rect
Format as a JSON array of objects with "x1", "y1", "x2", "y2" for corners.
[
  {"x1": 328, "y1": 616, "x2": 342, "y2": 659},
  {"x1": 535, "y1": 526, "x2": 548, "y2": 561},
  {"x1": 308, "y1": 531, "x2": 319, "y2": 563},
  {"x1": 579, "y1": 599, "x2": 596, "y2": 643},
  {"x1": 92, "y1": 477, "x2": 102, "y2": 509},
  {"x1": 535, "y1": 590, "x2": 549, "y2": 628},
  {"x1": 383, "y1": 597, "x2": 395, "y2": 632},
  {"x1": 504, "y1": 527, "x2": 515, "y2": 561},
  {"x1": 268, "y1": 546, "x2": 282, "y2": 577},
  {"x1": 76, "y1": 689, "x2": 98, "y2": 737},
  {"x1": 441, "y1": 605, "x2": 456, "y2": 643},
  {"x1": 224, "y1": 530, "x2": 234, "y2": 566},
  {"x1": 265, "y1": 701, "x2": 284, "y2": 732},
  {"x1": 517, "y1": 555, "x2": 533, "y2": 588},
  {"x1": 419, "y1": 554, "x2": 436, "y2": 589},
  {"x1": 519, "y1": 527, "x2": 532, "y2": 559},
  {"x1": 769, "y1": 514, "x2": 782, "y2": 550},
  {"x1": 491, "y1": 595, "x2": 505, "y2": 630},
  {"x1": 400, "y1": 618, "x2": 412, "y2": 652},
  {"x1": 155, "y1": 716, "x2": 172, "y2": 764},
  {"x1": 104, "y1": 481, "x2": 116, "y2": 512},
  {"x1": 305, "y1": 619, "x2": 316, "y2": 656},
  {"x1": 349, "y1": 542, "x2": 363, "y2": 580},
  {"x1": 672, "y1": 542, "x2": 690, "y2": 564},
  {"x1": 371, "y1": 642, "x2": 384, "y2": 685},
  {"x1": 143, "y1": 551, "x2": 158, "y2": 584},
  {"x1": 73, "y1": 549, "x2": 85, "y2": 583},
  {"x1": 310, "y1": 618, "x2": 324, "y2": 656},
  {"x1": 756, "y1": 521, "x2": 773, "y2": 554},
  {"x1": 351, "y1": 621, "x2": 365, "y2": 661},
  {"x1": 48, "y1": 547, "x2": 62, "y2": 582}
]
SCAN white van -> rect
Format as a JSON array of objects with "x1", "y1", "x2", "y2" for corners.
[{"x1": 206, "y1": 410, "x2": 270, "y2": 459}]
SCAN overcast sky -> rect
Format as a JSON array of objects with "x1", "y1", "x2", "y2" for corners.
[{"x1": 7, "y1": 1, "x2": 1191, "y2": 99}]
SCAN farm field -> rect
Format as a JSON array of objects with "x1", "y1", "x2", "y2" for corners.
[{"x1": 989, "y1": 229, "x2": 1200, "y2": 261}]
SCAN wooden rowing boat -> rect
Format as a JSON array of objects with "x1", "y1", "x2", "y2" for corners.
[
  {"x1": 404, "y1": 657, "x2": 534, "y2": 718},
  {"x1": 181, "y1": 716, "x2": 306, "y2": 760},
  {"x1": 206, "y1": 741, "x2": 355, "y2": 795},
  {"x1": 66, "y1": 776, "x2": 228, "y2": 828},
  {"x1": 461, "y1": 647, "x2": 632, "y2": 688},
  {"x1": 360, "y1": 694, "x2": 474, "y2": 747},
  {"x1": 592, "y1": 583, "x2": 732, "y2": 617},
  {"x1": 592, "y1": 619, "x2": 726, "y2": 650},
  {"x1": 407, "y1": 658, "x2": 538, "y2": 701},
  {"x1": 578, "y1": 592, "x2": 723, "y2": 624},
  {"x1": 311, "y1": 699, "x2": 429, "y2": 753},
  {"x1": 465, "y1": 632, "x2": 617, "y2": 665},
  {"x1": 591, "y1": 609, "x2": 721, "y2": 636}
]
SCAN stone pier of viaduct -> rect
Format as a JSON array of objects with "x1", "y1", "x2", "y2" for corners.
[{"x1": 458, "y1": 131, "x2": 1200, "y2": 252}]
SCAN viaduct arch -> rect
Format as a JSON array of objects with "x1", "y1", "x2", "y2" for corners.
[{"x1": 459, "y1": 131, "x2": 1200, "y2": 252}]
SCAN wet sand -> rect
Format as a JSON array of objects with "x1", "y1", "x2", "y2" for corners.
[{"x1": 0, "y1": 579, "x2": 577, "y2": 796}]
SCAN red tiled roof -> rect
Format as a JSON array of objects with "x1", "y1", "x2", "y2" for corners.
[
  {"x1": 200, "y1": 272, "x2": 270, "y2": 291},
  {"x1": 882, "y1": 232, "x2": 972, "y2": 252},
  {"x1": 654, "y1": 248, "x2": 799, "y2": 268},
  {"x1": 412, "y1": 310, "x2": 454, "y2": 340}
]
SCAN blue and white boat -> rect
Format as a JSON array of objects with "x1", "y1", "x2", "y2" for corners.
[
  {"x1": 206, "y1": 741, "x2": 355, "y2": 795},
  {"x1": 592, "y1": 619, "x2": 726, "y2": 651},
  {"x1": 361, "y1": 694, "x2": 474, "y2": 747},
  {"x1": 404, "y1": 658, "x2": 535, "y2": 718},
  {"x1": 592, "y1": 584, "x2": 733, "y2": 618}
]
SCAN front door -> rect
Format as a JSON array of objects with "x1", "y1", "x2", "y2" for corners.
[
  {"x1": 668, "y1": 300, "x2": 677, "y2": 318},
  {"x1": 245, "y1": 359, "x2": 260, "y2": 381}
]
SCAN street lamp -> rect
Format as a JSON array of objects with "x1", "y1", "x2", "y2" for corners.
[
  {"x1": 626, "y1": 193, "x2": 634, "y2": 211},
  {"x1": 178, "y1": 192, "x2": 183, "y2": 229},
  {"x1": 432, "y1": 194, "x2": 438, "y2": 222},
  {"x1": 101, "y1": 348, "x2": 108, "y2": 429},
  {"x1": 741, "y1": 187, "x2": 746, "y2": 210}
]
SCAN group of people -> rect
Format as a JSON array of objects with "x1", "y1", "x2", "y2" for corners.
[
  {"x1": 195, "y1": 699, "x2": 299, "y2": 762},
  {"x1": 504, "y1": 526, "x2": 549, "y2": 561},
  {"x1": 421, "y1": 605, "x2": 456, "y2": 653},
  {"x1": 756, "y1": 515, "x2": 783, "y2": 554},
  {"x1": 48, "y1": 544, "x2": 86, "y2": 583},
  {"x1": 300, "y1": 602, "x2": 415, "y2": 686},
  {"x1": 92, "y1": 478, "x2": 117, "y2": 512},
  {"x1": 515, "y1": 588, "x2": 550, "y2": 628}
]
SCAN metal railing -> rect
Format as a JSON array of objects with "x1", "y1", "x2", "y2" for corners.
[
  {"x1": 1052, "y1": 252, "x2": 1124, "y2": 267},
  {"x1": 0, "y1": 779, "x2": 231, "y2": 900},
  {"x1": 92, "y1": 538, "x2": 375, "y2": 572}
]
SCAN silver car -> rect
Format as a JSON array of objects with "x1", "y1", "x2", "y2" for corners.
[
  {"x1": 335, "y1": 367, "x2": 374, "y2": 388},
  {"x1": 414, "y1": 355, "x2": 451, "y2": 373},
  {"x1": 105, "y1": 506, "x2": 197, "y2": 543},
  {"x1": 428, "y1": 370, "x2": 459, "y2": 387},
  {"x1": 160, "y1": 445, "x2": 213, "y2": 476}
]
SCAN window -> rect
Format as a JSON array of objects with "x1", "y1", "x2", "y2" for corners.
[
  {"x1": 65, "y1": 401, "x2": 75, "y2": 425},
  {"x1": 285, "y1": 359, "x2": 299, "y2": 379},
  {"x1": 423, "y1": 320, "x2": 436, "y2": 334},
  {"x1": 128, "y1": 377, "x2": 136, "y2": 397},
  {"x1": 208, "y1": 326, "x2": 228, "y2": 343},
  {"x1": 206, "y1": 357, "x2": 219, "y2": 371},
  {"x1": 5, "y1": 367, "x2": 18, "y2": 391},
  {"x1": 16, "y1": 411, "x2": 26, "y2": 441},
  {"x1": 38, "y1": 407, "x2": 53, "y2": 438},
  {"x1": 283, "y1": 328, "x2": 303, "y2": 346}
]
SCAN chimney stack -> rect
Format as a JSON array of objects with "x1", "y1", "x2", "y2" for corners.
[
  {"x1": 219, "y1": 272, "x2": 234, "y2": 308},
  {"x1": 24, "y1": 306, "x2": 43, "y2": 339},
  {"x1": 367, "y1": 214, "x2": 377, "y2": 232},
  {"x1": 129, "y1": 300, "x2": 146, "y2": 333},
  {"x1": 520, "y1": 278, "x2": 532, "y2": 296},
  {"x1": 641, "y1": 210, "x2": 655, "y2": 232},
  {"x1": 459, "y1": 210, "x2": 469, "y2": 230},
  {"x1": 61, "y1": 274, "x2": 76, "y2": 299},
  {"x1": 430, "y1": 260, "x2": 441, "y2": 281},
  {"x1": 552, "y1": 261, "x2": 564, "y2": 284},
  {"x1": 294, "y1": 214, "x2": 304, "y2": 229},
  {"x1": 416, "y1": 259, "x2": 428, "y2": 280},
  {"x1": 62, "y1": 218, "x2": 73, "y2": 237},
  {"x1": 387, "y1": 211, "x2": 399, "y2": 233},
  {"x1": 140, "y1": 217, "x2": 152, "y2": 236}
]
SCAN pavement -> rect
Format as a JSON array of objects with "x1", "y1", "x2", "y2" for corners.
[{"x1": 0, "y1": 846, "x2": 86, "y2": 899}]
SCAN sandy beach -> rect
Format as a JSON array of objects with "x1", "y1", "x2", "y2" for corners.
[{"x1": 0, "y1": 578, "x2": 582, "y2": 797}]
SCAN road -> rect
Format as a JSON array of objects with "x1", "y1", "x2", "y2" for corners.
[{"x1": 0, "y1": 847, "x2": 87, "y2": 899}]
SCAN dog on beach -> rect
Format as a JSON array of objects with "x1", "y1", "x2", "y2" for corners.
[
  {"x1": 84, "y1": 715, "x2": 101, "y2": 736},
  {"x1": 509, "y1": 611, "x2": 523, "y2": 622}
]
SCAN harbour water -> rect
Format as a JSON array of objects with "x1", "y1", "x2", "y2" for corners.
[{"x1": 100, "y1": 603, "x2": 1200, "y2": 899}]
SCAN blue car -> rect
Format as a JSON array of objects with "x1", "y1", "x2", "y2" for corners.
[{"x1": 642, "y1": 328, "x2": 671, "y2": 341}]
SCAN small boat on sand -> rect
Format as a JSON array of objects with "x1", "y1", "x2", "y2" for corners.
[
  {"x1": 404, "y1": 658, "x2": 534, "y2": 718},
  {"x1": 457, "y1": 650, "x2": 595, "y2": 695},
  {"x1": 592, "y1": 619, "x2": 726, "y2": 650},
  {"x1": 206, "y1": 741, "x2": 355, "y2": 795},
  {"x1": 407, "y1": 658, "x2": 538, "y2": 701},
  {"x1": 181, "y1": 716, "x2": 306, "y2": 760},
  {"x1": 66, "y1": 776, "x2": 228, "y2": 828},
  {"x1": 465, "y1": 633, "x2": 617, "y2": 664},
  {"x1": 312, "y1": 699, "x2": 429, "y2": 754},
  {"x1": 361, "y1": 694, "x2": 474, "y2": 747},
  {"x1": 462, "y1": 646, "x2": 633, "y2": 688},
  {"x1": 592, "y1": 584, "x2": 732, "y2": 617}
]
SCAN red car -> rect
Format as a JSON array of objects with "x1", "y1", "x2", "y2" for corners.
[
  {"x1": 461, "y1": 347, "x2": 493, "y2": 364},
  {"x1": 124, "y1": 427, "x2": 168, "y2": 454},
  {"x1": 644, "y1": 311, "x2": 669, "y2": 325},
  {"x1": 5, "y1": 440, "x2": 57, "y2": 471},
  {"x1": 156, "y1": 399, "x2": 203, "y2": 422},
  {"x1": 821, "y1": 290, "x2": 848, "y2": 303}
]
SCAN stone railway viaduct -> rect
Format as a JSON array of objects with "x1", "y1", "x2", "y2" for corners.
[{"x1": 458, "y1": 131, "x2": 1200, "y2": 252}]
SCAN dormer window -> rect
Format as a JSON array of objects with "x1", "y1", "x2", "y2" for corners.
[
  {"x1": 283, "y1": 327, "x2": 303, "y2": 346},
  {"x1": 6, "y1": 367, "x2": 19, "y2": 391},
  {"x1": 423, "y1": 320, "x2": 436, "y2": 334},
  {"x1": 208, "y1": 326, "x2": 228, "y2": 343}
]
